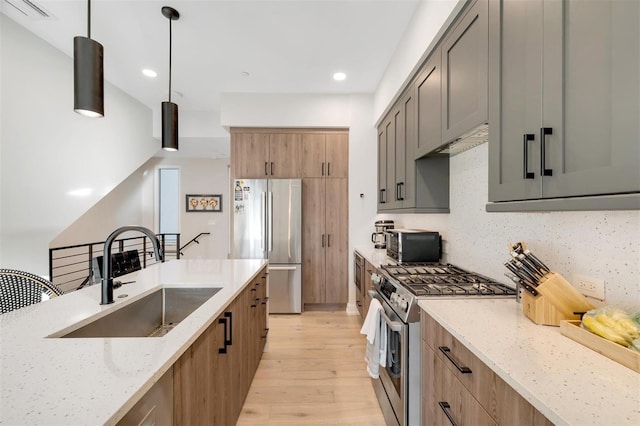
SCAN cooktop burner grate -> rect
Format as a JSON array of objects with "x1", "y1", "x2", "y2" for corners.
[{"x1": 379, "y1": 263, "x2": 516, "y2": 297}]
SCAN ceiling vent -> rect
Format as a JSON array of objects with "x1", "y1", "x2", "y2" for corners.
[{"x1": 2, "y1": 0, "x2": 56, "y2": 20}]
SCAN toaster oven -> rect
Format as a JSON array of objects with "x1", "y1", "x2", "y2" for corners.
[{"x1": 387, "y1": 229, "x2": 441, "y2": 263}]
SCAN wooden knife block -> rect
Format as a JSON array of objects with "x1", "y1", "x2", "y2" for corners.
[{"x1": 522, "y1": 272, "x2": 595, "y2": 326}]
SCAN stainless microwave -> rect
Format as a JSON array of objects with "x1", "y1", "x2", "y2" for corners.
[{"x1": 387, "y1": 229, "x2": 441, "y2": 263}]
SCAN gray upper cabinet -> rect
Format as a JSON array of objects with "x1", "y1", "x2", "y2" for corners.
[
  {"x1": 488, "y1": 0, "x2": 640, "y2": 208},
  {"x1": 441, "y1": 0, "x2": 488, "y2": 145},
  {"x1": 416, "y1": 50, "x2": 442, "y2": 158},
  {"x1": 378, "y1": 117, "x2": 389, "y2": 210}
]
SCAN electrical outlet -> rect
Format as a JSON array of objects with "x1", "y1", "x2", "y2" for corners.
[{"x1": 573, "y1": 273, "x2": 605, "y2": 300}]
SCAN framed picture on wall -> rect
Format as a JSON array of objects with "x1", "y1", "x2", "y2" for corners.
[{"x1": 186, "y1": 194, "x2": 222, "y2": 212}]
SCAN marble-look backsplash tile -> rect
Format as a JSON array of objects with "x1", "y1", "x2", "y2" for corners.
[{"x1": 380, "y1": 144, "x2": 640, "y2": 310}]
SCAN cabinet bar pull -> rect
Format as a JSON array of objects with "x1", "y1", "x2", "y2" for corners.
[
  {"x1": 438, "y1": 402, "x2": 457, "y2": 426},
  {"x1": 322, "y1": 162, "x2": 325, "y2": 176},
  {"x1": 398, "y1": 182, "x2": 405, "y2": 200},
  {"x1": 264, "y1": 161, "x2": 268, "y2": 176},
  {"x1": 523, "y1": 133, "x2": 535, "y2": 179},
  {"x1": 270, "y1": 162, "x2": 274, "y2": 175},
  {"x1": 262, "y1": 327, "x2": 269, "y2": 339},
  {"x1": 328, "y1": 234, "x2": 332, "y2": 247},
  {"x1": 218, "y1": 317, "x2": 228, "y2": 354},
  {"x1": 540, "y1": 127, "x2": 553, "y2": 176},
  {"x1": 438, "y1": 346, "x2": 472, "y2": 373},
  {"x1": 261, "y1": 296, "x2": 270, "y2": 305},
  {"x1": 380, "y1": 189, "x2": 386, "y2": 204},
  {"x1": 224, "y1": 312, "x2": 233, "y2": 346},
  {"x1": 327, "y1": 162, "x2": 331, "y2": 176},
  {"x1": 322, "y1": 234, "x2": 325, "y2": 247}
]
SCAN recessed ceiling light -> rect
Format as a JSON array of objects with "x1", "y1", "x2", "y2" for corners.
[
  {"x1": 142, "y1": 69, "x2": 157, "y2": 78},
  {"x1": 333, "y1": 72, "x2": 346, "y2": 81},
  {"x1": 240, "y1": 71, "x2": 250, "y2": 77}
]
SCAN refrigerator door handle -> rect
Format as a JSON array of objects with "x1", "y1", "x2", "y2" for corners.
[
  {"x1": 261, "y1": 191, "x2": 267, "y2": 251},
  {"x1": 268, "y1": 266, "x2": 297, "y2": 271},
  {"x1": 268, "y1": 191, "x2": 274, "y2": 252}
]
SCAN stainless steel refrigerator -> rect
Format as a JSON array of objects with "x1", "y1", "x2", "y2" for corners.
[{"x1": 232, "y1": 178, "x2": 302, "y2": 313}]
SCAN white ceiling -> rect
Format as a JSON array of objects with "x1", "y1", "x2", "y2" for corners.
[{"x1": 1, "y1": 0, "x2": 420, "y2": 157}]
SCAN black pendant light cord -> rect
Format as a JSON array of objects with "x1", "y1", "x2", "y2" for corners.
[
  {"x1": 87, "y1": 0, "x2": 91, "y2": 38},
  {"x1": 168, "y1": 17, "x2": 172, "y2": 103}
]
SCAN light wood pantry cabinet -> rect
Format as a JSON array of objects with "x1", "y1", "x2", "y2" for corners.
[
  {"x1": 231, "y1": 129, "x2": 302, "y2": 178},
  {"x1": 421, "y1": 311, "x2": 553, "y2": 426},
  {"x1": 487, "y1": 0, "x2": 640, "y2": 209},
  {"x1": 173, "y1": 267, "x2": 268, "y2": 426},
  {"x1": 302, "y1": 178, "x2": 348, "y2": 306},
  {"x1": 440, "y1": 0, "x2": 488, "y2": 145},
  {"x1": 302, "y1": 132, "x2": 348, "y2": 178}
]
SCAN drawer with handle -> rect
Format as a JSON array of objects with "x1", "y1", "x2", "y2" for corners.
[
  {"x1": 422, "y1": 311, "x2": 495, "y2": 410},
  {"x1": 422, "y1": 340, "x2": 496, "y2": 426}
]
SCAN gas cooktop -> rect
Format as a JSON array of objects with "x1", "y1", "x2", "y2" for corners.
[{"x1": 379, "y1": 263, "x2": 517, "y2": 297}]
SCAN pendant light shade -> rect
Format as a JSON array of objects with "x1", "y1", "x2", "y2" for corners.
[
  {"x1": 162, "y1": 101, "x2": 179, "y2": 151},
  {"x1": 74, "y1": 0, "x2": 104, "y2": 117},
  {"x1": 162, "y1": 6, "x2": 180, "y2": 151}
]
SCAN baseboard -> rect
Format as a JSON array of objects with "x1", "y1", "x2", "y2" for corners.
[{"x1": 303, "y1": 303, "x2": 346, "y2": 312}]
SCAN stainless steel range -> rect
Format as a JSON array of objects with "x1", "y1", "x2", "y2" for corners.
[{"x1": 369, "y1": 261, "x2": 516, "y2": 426}]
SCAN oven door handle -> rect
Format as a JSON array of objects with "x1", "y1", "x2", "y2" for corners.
[{"x1": 367, "y1": 290, "x2": 404, "y2": 332}]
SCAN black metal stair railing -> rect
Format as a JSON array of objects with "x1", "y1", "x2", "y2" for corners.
[
  {"x1": 49, "y1": 233, "x2": 180, "y2": 294},
  {"x1": 179, "y1": 232, "x2": 211, "y2": 256}
]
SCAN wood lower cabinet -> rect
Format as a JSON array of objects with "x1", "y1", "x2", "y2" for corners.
[
  {"x1": 421, "y1": 311, "x2": 553, "y2": 426},
  {"x1": 173, "y1": 267, "x2": 268, "y2": 425},
  {"x1": 302, "y1": 178, "x2": 348, "y2": 305},
  {"x1": 362, "y1": 260, "x2": 375, "y2": 317}
]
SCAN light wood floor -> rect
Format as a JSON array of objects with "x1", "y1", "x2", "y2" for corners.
[{"x1": 237, "y1": 311, "x2": 386, "y2": 425}]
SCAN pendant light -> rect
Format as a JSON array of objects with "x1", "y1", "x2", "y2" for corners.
[
  {"x1": 162, "y1": 6, "x2": 180, "y2": 151},
  {"x1": 74, "y1": 0, "x2": 104, "y2": 118}
]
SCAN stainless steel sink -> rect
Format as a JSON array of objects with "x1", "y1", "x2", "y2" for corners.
[{"x1": 54, "y1": 287, "x2": 221, "y2": 338}]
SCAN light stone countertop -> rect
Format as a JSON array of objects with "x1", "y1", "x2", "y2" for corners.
[
  {"x1": 418, "y1": 299, "x2": 640, "y2": 426},
  {"x1": 354, "y1": 245, "x2": 389, "y2": 269},
  {"x1": 0, "y1": 258, "x2": 267, "y2": 426}
]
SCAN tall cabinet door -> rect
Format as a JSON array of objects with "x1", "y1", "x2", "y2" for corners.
[
  {"x1": 378, "y1": 124, "x2": 389, "y2": 210},
  {"x1": 302, "y1": 178, "x2": 326, "y2": 303},
  {"x1": 488, "y1": 0, "x2": 544, "y2": 202},
  {"x1": 325, "y1": 178, "x2": 348, "y2": 303},
  {"x1": 542, "y1": 0, "x2": 639, "y2": 198},
  {"x1": 416, "y1": 51, "x2": 442, "y2": 158}
]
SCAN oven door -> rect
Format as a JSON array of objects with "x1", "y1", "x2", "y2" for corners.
[{"x1": 376, "y1": 297, "x2": 408, "y2": 426}]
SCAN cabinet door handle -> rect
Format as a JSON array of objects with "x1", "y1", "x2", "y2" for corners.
[
  {"x1": 322, "y1": 162, "x2": 325, "y2": 176},
  {"x1": 264, "y1": 161, "x2": 268, "y2": 176},
  {"x1": 270, "y1": 162, "x2": 274, "y2": 175},
  {"x1": 261, "y1": 296, "x2": 269, "y2": 305},
  {"x1": 523, "y1": 133, "x2": 535, "y2": 179},
  {"x1": 540, "y1": 127, "x2": 553, "y2": 176},
  {"x1": 262, "y1": 327, "x2": 270, "y2": 339},
  {"x1": 398, "y1": 182, "x2": 405, "y2": 200},
  {"x1": 322, "y1": 234, "x2": 325, "y2": 247},
  {"x1": 224, "y1": 311, "x2": 233, "y2": 346},
  {"x1": 380, "y1": 189, "x2": 386, "y2": 204},
  {"x1": 327, "y1": 234, "x2": 332, "y2": 247},
  {"x1": 327, "y1": 162, "x2": 331, "y2": 176},
  {"x1": 438, "y1": 402, "x2": 457, "y2": 426},
  {"x1": 438, "y1": 346, "x2": 472, "y2": 373},
  {"x1": 218, "y1": 317, "x2": 228, "y2": 354}
]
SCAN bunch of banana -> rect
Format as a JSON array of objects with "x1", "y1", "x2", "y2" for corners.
[{"x1": 581, "y1": 307, "x2": 640, "y2": 349}]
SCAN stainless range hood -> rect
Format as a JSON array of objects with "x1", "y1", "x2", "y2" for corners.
[{"x1": 432, "y1": 123, "x2": 488, "y2": 156}]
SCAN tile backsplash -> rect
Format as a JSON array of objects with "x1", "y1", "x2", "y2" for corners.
[{"x1": 381, "y1": 144, "x2": 640, "y2": 311}]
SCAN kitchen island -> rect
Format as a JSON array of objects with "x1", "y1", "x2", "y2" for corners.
[
  {"x1": 419, "y1": 299, "x2": 640, "y2": 426},
  {"x1": 0, "y1": 258, "x2": 267, "y2": 425}
]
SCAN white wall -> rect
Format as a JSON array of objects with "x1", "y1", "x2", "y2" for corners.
[{"x1": 0, "y1": 16, "x2": 158, "y2": 276}]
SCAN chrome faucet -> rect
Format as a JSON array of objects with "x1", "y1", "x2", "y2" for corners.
[{"x1": 101, "y1": 226, "x2": 163, "y2": 305}]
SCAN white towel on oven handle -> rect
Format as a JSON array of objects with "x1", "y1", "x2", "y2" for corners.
[{"x1": 360, "y1": 298, "x2": 388, "y2": 378}]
